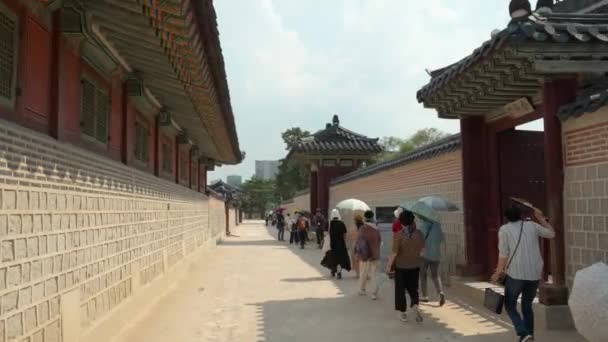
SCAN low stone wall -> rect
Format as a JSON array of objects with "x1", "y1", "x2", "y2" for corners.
[
  {"x1": 0, "y1": 120, "x2": 226, "y2": 342},
  {"x1": 562, "y1": 108, "x2": 608, "y2": 286},
  {"x1": 329, "y1": 151, "x2": 465, "y2": 281},
  {"x1": 281, "y1": 191, "x2": 310, "y2": 215}
]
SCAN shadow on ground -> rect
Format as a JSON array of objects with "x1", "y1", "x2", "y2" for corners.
[{"x1": 244, "y1": 223, "x2": 584, "y2": 342}]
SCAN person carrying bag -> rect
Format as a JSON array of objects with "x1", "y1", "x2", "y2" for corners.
[{"x1": 487, "y1": 205, "x2": 555, "y2": 342}]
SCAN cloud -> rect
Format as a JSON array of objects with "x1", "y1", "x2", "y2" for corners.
[{"x1": 211, "y1": 0, "x2": 511, "y2": 181}]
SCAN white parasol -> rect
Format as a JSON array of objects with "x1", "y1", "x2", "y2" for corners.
[
  {"x1": 568, "y1": 262, "x2": 608, "y2": 342},
  {"x1": 335, "y1": 199, "x2": 371, "y2": 245}
]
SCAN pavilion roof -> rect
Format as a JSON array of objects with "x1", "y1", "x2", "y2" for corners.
[
  {"x1": 417, "y1": 10, "x2": 608, "y2": 119},
  {"x1": 287, "y1": 115, "x2": 382, "y2": 159},
  {"x1": 40, "y1": 0, "x2": 242, "y2": 164}
]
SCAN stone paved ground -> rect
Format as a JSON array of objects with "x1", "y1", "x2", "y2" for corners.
[{"x1": 115, "y1": 221, "x2": 586, "y2": 342}]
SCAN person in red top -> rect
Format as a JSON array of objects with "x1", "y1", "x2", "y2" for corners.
[{"x1": 393, "y1": 208, "x2": 416, "y2": 236}]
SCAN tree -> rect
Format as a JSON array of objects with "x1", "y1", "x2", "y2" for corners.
[
  {"x1": 376, "y1": 128, "x2": 449, "y2": 162},
  {"x1": 281, "y1": 127, "x2": 311, "y2": 150},
  {"x1": 274, "y1": 127, "x2": 311, "y2": 200},
  {"x1": 240, "y1": 178, "x2": 278, "y2": 218}
]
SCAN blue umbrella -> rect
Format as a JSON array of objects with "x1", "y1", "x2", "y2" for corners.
[
  {"x1": 418, "y1": 196, "x2": 459, "y2": 212},
  {"x1": 399, "y1": 200, "x2": 440, "y2": 223}
]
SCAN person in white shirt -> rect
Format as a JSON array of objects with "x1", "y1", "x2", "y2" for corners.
[{"x1": 491, "y1": 205, "x2": 555, "y2": 342}]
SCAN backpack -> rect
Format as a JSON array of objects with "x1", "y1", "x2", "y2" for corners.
[
  {"x1": 355, "y1": 232, "x2": 371, "y2": 261},
  {"x1": 298, "y1": 218, "x2": 307, "y2": 231}
]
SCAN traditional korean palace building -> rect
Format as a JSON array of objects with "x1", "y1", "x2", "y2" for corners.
[
  {"x1": 285, "y1": 115, "x2": 382, "y2": 216},
  {"x1": 0, "y1": 1, "x2": 240, "y2": 341}
]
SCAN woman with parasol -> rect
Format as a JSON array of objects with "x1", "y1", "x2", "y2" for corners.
[{"x1": 321, "y1": 209, "x2": 351, "y2": 279}]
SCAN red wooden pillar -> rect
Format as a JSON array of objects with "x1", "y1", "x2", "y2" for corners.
[
  {"x1": 459, "y1": 117, "x2": 488, "y2": 277},
  {"x1": 310, "y1": 164, "x2": 318, "y2": 213},
  {"x1": 539, "y1": 78, "x2": 577, "y2": 305},
  {"x1": 153, "y1": 117, "x2": 160, "y2": 176},
  {"x1": 49, "y1": 10, "x2": 61, "y2": 139}
]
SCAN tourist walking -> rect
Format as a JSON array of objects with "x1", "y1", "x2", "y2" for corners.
[
  {"x1": 297, "y1": 214, "x2": 309, "y2": 249},
  {"x1": 276, "y1": 212, "x2": 286, "y2": 241},
  {"x1": 386, "y1": 210, "x2": 425, "y2": 323},
  {"x1": 356, "y1": 210, "x2": 381, "y2": 300},
  {"x1": 321, "y1": 209, "x2": 351, "y2": 279},
  {"x1": 491, "y1": 205, "x2": 555, "y2": 342},
  {"x1": 289, "y1": 212, "x2": 299, "y2": 245},
  {"x1": 418, "y1": 217, "x2": 446, "y2": 306},
  {"x1": 312, "y1": 208, "x2": 327, "y2": 249},
  {"x1": 351, "y1": 214, "x2": 365, "y2": 277}
]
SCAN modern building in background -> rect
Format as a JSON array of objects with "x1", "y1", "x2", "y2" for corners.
[
  {"x1": 227, "y1": 175, "x2": 243, "y2": 187},
  {"x1": 255, "y1": 160, "x2": 280, "y2": 180}
]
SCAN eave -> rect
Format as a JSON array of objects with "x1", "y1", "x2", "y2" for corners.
[
  {"x1": 417, "y1": 12, "x2": 608, "y2": 119},
  {"x1": 40, "y1": 0, "x2": 242, "y2": 164}
]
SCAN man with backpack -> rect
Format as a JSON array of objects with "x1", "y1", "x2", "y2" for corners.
[
  {"x1": 297, "y1": 214, "x2": 310, "y2": 249},
  {"x1": 356, "y1": 210, "x2": 381, "y2": 300}
]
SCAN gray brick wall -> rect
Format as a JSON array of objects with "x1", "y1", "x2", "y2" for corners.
[
  {"x1": 564, "y1": 162, "x2": 608, "y2": 286},
  {"x1": 0, "y1": 119, "x2": 226, "y2": 342}
]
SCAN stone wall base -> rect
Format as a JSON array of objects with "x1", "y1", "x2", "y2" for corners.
[
  {"x1": 79, "y1": 233, "x2": 223, "y2": 342},
  {"x1": 449, "y1": 277, "x2": 576, "y2": 331}
]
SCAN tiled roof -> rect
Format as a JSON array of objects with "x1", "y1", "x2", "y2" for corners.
[
  {"x1": 558, "y1": 83, "x2": 608, "y2": 120},
  {"x1": 290, "y1": 124, "x2": 382, "y2": 156},
  {"x1": 331, "y1": 134, "x2": 461, "y2": 186},
  {"x1": 417, "y1": 11, "x2": 608, "y2": 105}
]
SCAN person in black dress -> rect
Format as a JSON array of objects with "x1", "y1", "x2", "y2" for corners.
[{"x1": 323, "y1": 209, "x2": 351, "y2": 279}]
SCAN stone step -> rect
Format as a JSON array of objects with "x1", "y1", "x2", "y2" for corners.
[{"x1": 448, "y1": 276, "x2": 576, "y2": 331}]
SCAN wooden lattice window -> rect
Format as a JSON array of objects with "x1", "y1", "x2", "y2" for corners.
[
  {"x1": 80, "y1": 78, "x2": 109, "y2": 144},
  {"x1": 0, "y1": 3, "x2": 18, "y2": 107},
  {"x1": 134, "y1": 120, "x2": 149, "y2": 163},
  {"x1": 162, "y1": 142, "x2": 172, "y2": 174}
]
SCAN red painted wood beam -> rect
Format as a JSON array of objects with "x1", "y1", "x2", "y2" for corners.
[
  {"x1": 539, "y1": 77, "x2": 578, "y2": 305},
  {"x1": 459, "y1": 117, "x2": 489, "y2": 277}
]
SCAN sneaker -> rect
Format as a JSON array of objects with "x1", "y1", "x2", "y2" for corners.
[
  {"x1": 439, "y1": 293, "x2": 446, "y2": 307},
  {"x1": 358, "y1": 290, "x2": 366, "y2": 296},
  {"x1": 521, "y1": 336, "x2": 534, "y2": 342},
  {"x1": 421, "y1": 296, "x2": 430, "y2": 303},
  {"x1": 371, "y1": 294, "x2": 378, "y2": 300},
  {"x1": 398, "y1": 312, "x2": 408, "y2": 322}
]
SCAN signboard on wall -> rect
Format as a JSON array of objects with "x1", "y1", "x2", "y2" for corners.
[{"x1": 505, "y1": 97, "x2": 535, "y2": 119}]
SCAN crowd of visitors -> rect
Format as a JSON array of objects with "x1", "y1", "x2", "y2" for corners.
[{"x1": 266, "y1": 200, "x2": 553, "y2": 340}]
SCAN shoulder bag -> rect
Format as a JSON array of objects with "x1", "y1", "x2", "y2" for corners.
[{"x1": 484, "y1": 221, "x2": 524, "y2": 314}]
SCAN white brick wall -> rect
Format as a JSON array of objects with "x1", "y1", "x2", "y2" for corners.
[{"x1": 0, "y1": 119, "x2": 227, "y2": 342}]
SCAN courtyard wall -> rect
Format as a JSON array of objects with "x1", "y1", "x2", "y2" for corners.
[
  {"x1": 328, "y1": 136, "x2": 464, "y2": 281},
  {"x1": 562, "y1": 107, "x2": 608, "y2": 285},
  {"x1": 0, "y1": 119, "x2": 226, "y2": 342}
]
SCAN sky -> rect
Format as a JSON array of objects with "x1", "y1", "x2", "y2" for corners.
[{"x1": 209, "y1": 0, "x2": 517, "y2": 182}]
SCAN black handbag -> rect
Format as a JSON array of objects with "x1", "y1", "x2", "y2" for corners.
[
  {"x1": 484, "y1": 221, "x2": 524, "y2": 314},
  {"x1": 484, "y1": 288, "x2": 505, "y2": 314}
]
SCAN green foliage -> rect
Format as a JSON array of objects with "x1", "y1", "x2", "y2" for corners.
[
  {"x1": 376, "y1": 128, "x2": 449, "y2": 162},
  {"x1": 274, "y1": 127, "x2": 311, "y2": 199},
  {"x1": 276, "y1": 158, "x2": 309, "y2": 200},
  {"x1": 240, "y1": 178, "x2": 278, "y2": 218},
  {"x1": 281, "y1": 127, "x2": 311, "y2": 150}
]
